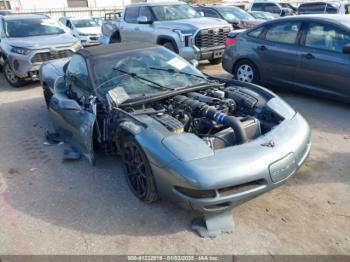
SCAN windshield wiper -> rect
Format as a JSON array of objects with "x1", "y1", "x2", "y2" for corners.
[
  {"x1": 148, "y1": 66, "x2": 208, "y2": 81},
  {"x1": 113, "y1": 68, "x2": 175, "y2": 91}
]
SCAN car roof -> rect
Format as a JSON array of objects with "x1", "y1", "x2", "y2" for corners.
[
  {"x1": 127, "y1": 1, "x2": 186, "y2": 7},
  {"x1": 198, "y1": 5, "x2": 240, "y2": 9},
  {"x1": 2, "y1": 13, "x2": 49, "y2": 20},
  {"x1": 271, "y1": 14, "x2": 350, "y2": 23},
  {"x1": 77, "y1": 42, "x2": 159, "y2": 59},
  {"x1": 299, "y1": 1, "x2": 333, "y2": 5}
]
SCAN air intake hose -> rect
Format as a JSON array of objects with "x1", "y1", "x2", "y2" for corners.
[{"x1": 174, "y1": 95, "x2": 248, "y2": 144}]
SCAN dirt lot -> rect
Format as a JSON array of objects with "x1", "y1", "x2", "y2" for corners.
[{"x1": 0, "y1": 62, "x2": 349, "y2": 255}]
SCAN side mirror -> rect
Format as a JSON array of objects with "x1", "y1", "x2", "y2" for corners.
[
  {"x1": 343, "y1": 44, "x2": 350, "y2": 54},
  {"x1": 137, "y1": 16, "x2": 153, "y2": 24},
  {"x1": 280, "y1": 9, "x2": 286, "y2": 16},
  {"x1": 63, "y1": 62, "x2": 69, "y2": 73},
  {"x1": 199, "y1": 11, "x2": 204, "y2": 17}
]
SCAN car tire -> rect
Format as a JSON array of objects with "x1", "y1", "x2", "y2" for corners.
[
  {"x1": 4, "y1": 61, "x2": 26, "y2": 88},
  {"x1": 121, "y1": 136, "x2": 160, "y2": 203},
  {"x1": 162, "y1": 42, "x2": 176, "y2": 53},
  {"x1": 208, "y1": 58, "x2": 222, "y2": 65},
  {"x1": 234, "y1": 60, "x2": 259, "y2": 84}
]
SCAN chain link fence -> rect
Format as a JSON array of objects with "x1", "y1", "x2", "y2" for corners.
[{"x1": 13, "y1": 6, "x2": 123, "y2": 20}]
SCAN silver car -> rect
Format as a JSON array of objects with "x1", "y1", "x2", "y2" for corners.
[
  {"x1": 40, "y1": 43, "x2": 311, "y2": 237},
  {"x1": 0, "y1": 14, "x2": 81, "y2": 87}
]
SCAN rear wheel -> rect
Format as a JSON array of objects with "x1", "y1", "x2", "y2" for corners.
[
  {"x1": 121, "y1": 136, "x2": 160, "y2": 203},
  {"x1": 208, "y1": 58, "x2": 222, "y2": 65},
  {"x1": 4, "y1": 61, "x2": 25, "y2": 87},
  {"x1": 234, "y1": 60, "x2": 259, "y2": 83}
]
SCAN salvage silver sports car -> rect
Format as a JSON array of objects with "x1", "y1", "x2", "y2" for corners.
[{"x1": 40, "y1": 43, "x2": 311, "y2": 237}]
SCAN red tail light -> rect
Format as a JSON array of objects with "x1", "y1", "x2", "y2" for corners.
[{"x1": 225, "y1": 37, "x2": 237, "y2": 47}]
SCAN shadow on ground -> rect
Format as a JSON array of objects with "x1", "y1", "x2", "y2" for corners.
[{"x1": 0, "y1": 96, "x2": 194, "y2": 237}]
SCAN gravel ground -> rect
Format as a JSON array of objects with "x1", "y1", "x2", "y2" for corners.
[{"x1": 0, "y1": 62, "x2": 349, "y2": 255}]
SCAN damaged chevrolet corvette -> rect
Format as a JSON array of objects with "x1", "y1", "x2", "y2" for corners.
[{"x1": 40, "y1": 43, "x2": 311, "y2": 237}]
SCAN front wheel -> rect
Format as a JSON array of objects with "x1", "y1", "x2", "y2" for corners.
[
  {"x1": 208, "y1": 58, "x2": 222, "y2": 65},
  {"x1": 4, "y1": 61, "x2": 25, "y2": 87},
  {"x1": 121, "y1": 136, "x2": 160, "y2": 203},
  {"x1": 233, "y1": 60, "x2": 259, "y2": 83}
]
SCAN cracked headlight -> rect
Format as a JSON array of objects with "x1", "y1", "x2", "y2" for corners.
[{"x1": 11, "y1": 46, "x2": 31, "y2": 55}]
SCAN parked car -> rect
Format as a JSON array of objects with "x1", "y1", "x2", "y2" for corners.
[
  {"x1": 92, "y1": 16, "x2": 103, "y2": 26},
  {"x1": 247, "y1": 0, "x2": 294, "y2": 16},
  {"x1": 297, "y1": 2, "x2": 339, "y2": 14},
  {"x1": 249, "y1": 11, "x2": 278, "y2": 20},
  {"x1": 222, "y1": 15, "x2": 350, "y2": 102},
  {"x1": 59, "y1": 17, "x2": 102, "y2": 47},
  {"x1": 40, "y1": 42, "x2": 311, "y2": 236},
  {"x1": 194, "y1": 5, "x2": 264, "y2": 29},
  {"x1": 338, "y1": 3, "x2": 350, "y2": 14},
  {"x1": 101, "y1": 1, "x2": 232, "y2": 64},
  {"x1": 0, "y1": 10, "x2": 11, "y2": 16},
  {"x1": 0, "y1": 14, "x2": 81, "y2": 87}
]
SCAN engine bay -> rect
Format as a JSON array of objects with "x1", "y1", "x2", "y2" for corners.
[{"x1": 127, "y1": 85, "x2": 283, "y2": 150}]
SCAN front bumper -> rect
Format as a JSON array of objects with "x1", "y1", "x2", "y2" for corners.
[
  {"x1": 79, "y1": 35, "x2": 101, "y2": 46},
  {"x1": 198, "y1": 46, "x2": 226, "y2": 61},
  {"x1": 6, "y1": 46, "x2": 79, "y2": 79},
  {"x1": 151, "y1": 112, "x2": 311, "y2": 214}
]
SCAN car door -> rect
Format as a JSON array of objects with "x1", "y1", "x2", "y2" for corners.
[
  {"x1": 133, "y1": 6, "x2": 156, "y2": 42},
  {"x1": 49, "y1": 55, "x2": 96, "y2": 164},
  {"x1": 255, "y1": 20, "x2": 302, "y2": 86},
  {"x1": 120, "y1": 6, "x2": 140, "y2": 41},
  {"x1": 295, "y1": 21, "x2": 350, "y2": 100}
]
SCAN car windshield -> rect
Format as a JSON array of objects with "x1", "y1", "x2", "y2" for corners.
[
  {"x1": 4, "y1": 18, "x2": 65, "y2": 37},
  {"x1": 151, "y1": 4, "x2": 201, "y2": 21},
  {"x1": 71, "y1": 19, "x2": 98, "y2": 28},
  {"x1": 92, "y1": 48, "x2": 207, "y2": 99},
  {"x1": 216, "y1": 7, "x2": 254, "y2": 21}
]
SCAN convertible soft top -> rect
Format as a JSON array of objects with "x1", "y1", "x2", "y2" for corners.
[{"x1": 77, "y1": 42, "x2": 158, "y2": 59}]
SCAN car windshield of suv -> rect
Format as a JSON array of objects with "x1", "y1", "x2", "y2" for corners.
[
  {"x1": 5, "y1": 18, "x2": 65, "y2": 37},
  {"x1": 216, "y1": 7, "x2": 254, "y2": 21},
  {"x1": 71, "y1": 19, "x2": 98, "y2": 28},
  {"x1": 151, "y1": 4, "x2": 201, "y2": 21},
  {"x1": 92, "y1": 48, "x2": 207, "y2": 99}
]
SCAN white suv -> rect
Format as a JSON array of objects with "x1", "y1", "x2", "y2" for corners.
[{"x1": 59, "y1": 17, "x2": 102, "y2": 47}]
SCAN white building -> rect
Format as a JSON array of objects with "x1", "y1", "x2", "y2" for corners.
[{"x1": 2, "y1": 0, "x2": 132, "y2": 10}]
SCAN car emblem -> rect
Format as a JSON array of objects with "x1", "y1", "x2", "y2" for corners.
[{"x1": 261, "y1": 139, "x2": 275, "y2": 148}]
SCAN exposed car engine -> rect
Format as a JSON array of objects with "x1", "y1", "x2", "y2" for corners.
[{"x1": 148, "y1": 85, "x2": 283, "y2": 150}]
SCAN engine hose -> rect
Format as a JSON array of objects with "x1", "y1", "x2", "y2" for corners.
[{"x1": 174, "y1": 95, "x2": 248, "y2": 144}]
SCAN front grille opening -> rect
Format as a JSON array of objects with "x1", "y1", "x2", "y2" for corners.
[
  {"x1": 195, "y1": 27, "x2": 230, "y2": 49},
  {"x1": 218, "y1": 179, "x2": 266, "y2": 197},
  {"x1": 205, "y1": 202, "x2": 231, "y2": 210},
  {"x1": 31, "y1": 49, "x2": 74, "y2": 63}
]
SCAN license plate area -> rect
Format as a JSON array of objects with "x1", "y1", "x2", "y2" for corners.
[{"x1": 213, "y1": 50, "x2": 223, "y2": 58}]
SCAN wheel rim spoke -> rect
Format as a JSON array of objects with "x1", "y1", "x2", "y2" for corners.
[{"x1": 123, "y1": 141, "x2": 147, "y2": 198}]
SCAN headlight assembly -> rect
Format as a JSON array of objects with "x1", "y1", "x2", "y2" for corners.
[
  {"x1": 173, "y1": 29, "x2": 193, "y2": 43},
  {"x1": 11, "y1": 46, "x2": 31, "y2": 55},
  {"x1": 72, "y1": 41, "x2": 82, "y2": 50}
]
